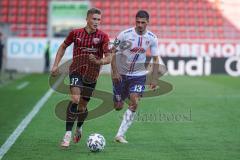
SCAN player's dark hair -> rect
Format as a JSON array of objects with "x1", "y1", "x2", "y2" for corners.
[
  {"x1": 87, "y1": 8, "x2": 101, "y2": 17},
  {"x1": 136, "y1": 10, "x2": 149, "y2": 21}
]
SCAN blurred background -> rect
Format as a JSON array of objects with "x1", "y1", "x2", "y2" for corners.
[
  {"x1": 0, "y1": 0, "x2": 240, "y2": 78},
  {"x1": 0, "y1": 1, "x2": 240, "y2": 160}
]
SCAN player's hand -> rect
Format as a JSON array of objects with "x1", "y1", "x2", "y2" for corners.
[
  {"x1": 51, "y1": 65, "x2": 59, "y2": 76},
  {"x1": 112, "y1": 72, "x2": 122, "y2": 83},
  {"x1": 89, "y1": 54, "x2": 102, "y2": 65}
]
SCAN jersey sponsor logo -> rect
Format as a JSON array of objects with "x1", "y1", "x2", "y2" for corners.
[
  {"x1": 119, "y1": 40, "x2": 132, "y2": 50},
  {"x1": 76, "y1": 38, "x2": 82, "y2": 42},
  {"x1": 130, "y1": 47, "x2": 145, "y2": 54},
  {"x1": 93, "y1": 38, "x2": 100, "y2": 44},
  {"x1": 78, "y1": 47, "x2": 98, "y2": 53},
  {"x1": 128, "y1": 38, "x2": 135, "y2": 41}
]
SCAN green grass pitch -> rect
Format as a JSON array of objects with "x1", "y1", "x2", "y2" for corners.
[{"x1": 0, "y1": 74, "x2": 239, "y2": 160}]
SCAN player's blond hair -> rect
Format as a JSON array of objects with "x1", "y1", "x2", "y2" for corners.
[{"x1": 87, "y1": 8, "x2": 101, "y2": 17}]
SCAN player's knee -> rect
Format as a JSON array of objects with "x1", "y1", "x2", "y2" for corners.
[
  {"x1": 78, "y1": 98, "x2": 88, "y2": 112},
  {"x1": 114, "y1": 102, "x2": 124, "y2": 111},
  {"x1": 129, "y1": 103, "x2": 138, "y2": 112},
  {"x1": 71, "y1": 95, "x2": 80, "y2": 104}
]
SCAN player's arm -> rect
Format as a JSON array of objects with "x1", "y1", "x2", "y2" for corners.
[
  {"x1": 89, "y1": 53, "x2": 112, "y2": 65},
  {"x1": 51, "y1": 43, "x2": 68, "y2": 76},
  {"x1": 51, "y1": 30, "x2": 73, "y2": 76}
]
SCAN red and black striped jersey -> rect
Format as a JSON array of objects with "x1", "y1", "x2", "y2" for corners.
[{"x1": 64, "y1": 28, "x2": 110, "y2": 81}]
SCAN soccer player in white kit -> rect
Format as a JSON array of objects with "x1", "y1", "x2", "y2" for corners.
[{"x1": 111, "y1": 10, "x2": 160, "y2": 143}]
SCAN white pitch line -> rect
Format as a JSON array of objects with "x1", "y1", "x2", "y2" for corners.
[
  {"x1": 16, "y1": 81, "x2": 29, "y2": 90},
  {"x1": 0, "y1": 75, "x2": 64, "y2": 160}
]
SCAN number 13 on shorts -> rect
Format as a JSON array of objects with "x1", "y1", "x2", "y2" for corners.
[{"x1": 133, "y1": 85, "x2": 145, "y2": 93}]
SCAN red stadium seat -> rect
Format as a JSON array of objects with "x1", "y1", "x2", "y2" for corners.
[
  {"x1": 40, "y1": 8, "x2": 47, "y2": 15},
  {"x1": 39, "y1": 16, "x2": 47, "y2": 24},
  {"x1": 150, "y1": 10, "x2": 157, "y2": 17},
  {"x1": 1, "y1": 0, "x2": 9, "y2": 7},
  {"x1": 122, "y1": 1, "x2": 129, "y2": 8},
  {"x1": 112, "y1": 1, "x2": 120, "y2": 8},
  {"x1": 10, "y1": 0, "x2": 18, "y2": 7},
  {"x1": 141, "y1": 1, "x2": 148, "y2": 8},
  {"x1": 39, "y1": 1, "x2": 48, "y2": 7},
  {"x1": 122, "y1": 9, "x2": 129, "y2": 17},
  {"x1": 122, "y1": 18, "x2": 129, "y2": 25},
  {"x1": 178, "y1": 9, "x2": 185, "y2": 17},
  {"x1": 112, "y1": 17, "x2": 120, "y2": 25},
  {"x1": 168, "y1": 18, "x2": 177, "y2": 26},
  {"x1": 29, "y1": 8, "x2": 37, "y2": 15},
  {"x1": 103, "y1": 17, "x2": 111, "y2": 25},
  {"x1": 1, "y1": 7, "x2": 8, "y2": 15},
  {"x1": 8, "y1": 16, "x2": 17, "y2": 23},
  {"x1": 149, "y1": 1, "x2": 157, "y2": 9},
  {"x1": 159, "y1": 18, "x2": 167, "y2": 26},
  {"x1": 28, "y1": 16, "x2": 37, "y2": 24},
  {"x1": 159, "y1": 1, "x2": 166, "y2": 9},
  {"x1": 28, "y1": 0, "x2": 38, "y2": 7},
  {"x1": 19, "y1": 7, "x2": 27, "y2": 15},
  {"x1": 188, "y1": 18, "x2": 195, "y2": 26},
  {"x1": 159, "y1": 9, "x2": 167, "y2": 17},
  {"x1": 151, "y1": 17, "x2": 157, "y2": 25},
  {"x1": 169, "y1": 9, "x2": 176, "y2": 17},
  {"x1": 169, "y1": 1, "x2": 175, "y2": 9},
  {"x1": 132, "y1": 1, "x2": 138, "y2": 9},
  {"x1": 19, "y1": 0, "x2": 28, "y2": 7},
  {"x1": 18, "y1": 16, "x2": 27, "y2": 24},
  {"x1": 103, "y1": 9, "x2": 110, "y2": 17},
  {"x1": 18, "y1": 32, "x2": 28, "y2": 37},
  {"x1": 178, "y1": 18, "x2": 186, "y2": 26},
  {"x1": 94, "y1": 1, "x2": 102, "y2": 8},
  {"x1": 11, "y1": 7, "x2": 18, "y2": 15},
  {"x1": 112, "y1": 9, "x2": 120, "y2": 16},
  {"x1": 103, "y1": 1, "x2": 110, "y2": 8}
]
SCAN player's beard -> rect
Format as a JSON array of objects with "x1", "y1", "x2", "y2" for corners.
[{"x1": 136, "y1": 27, "x2": 146, "y2": 35}]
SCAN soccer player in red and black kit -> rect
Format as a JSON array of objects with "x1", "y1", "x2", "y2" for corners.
[{"x1": 51, "y1": 8, "x2": 111, "y2": 148}]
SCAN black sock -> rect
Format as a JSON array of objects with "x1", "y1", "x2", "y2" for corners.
[
  {"x1": 77, "y1": 108, "x2": 88, "y2": 129},
  {"x1": 66, "y1": 101, "x2": 78, "y2": 131}
]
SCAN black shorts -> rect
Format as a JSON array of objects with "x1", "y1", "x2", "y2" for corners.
[{"x1": 69, "y1": 74, "x2": 96, "y2": 101}]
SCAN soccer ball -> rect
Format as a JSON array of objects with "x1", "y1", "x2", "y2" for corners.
[{"x1": 87, "y1": 133, "x2": 106, "y2": 152}]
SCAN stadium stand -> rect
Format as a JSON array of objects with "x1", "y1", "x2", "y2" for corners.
[{"x1": 0, "y1": 0, "x2": 240, "y2": 39}]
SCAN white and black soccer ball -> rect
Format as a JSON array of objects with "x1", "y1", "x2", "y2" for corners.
[{"x1": 87, "y1": 133, "x2": 106, "y2": 152}]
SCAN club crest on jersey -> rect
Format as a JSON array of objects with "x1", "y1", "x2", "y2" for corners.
[{"x1": 93, "y1": 38, "x2": 100, "y2": 44}]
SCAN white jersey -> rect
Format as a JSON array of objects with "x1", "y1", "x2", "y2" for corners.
[{"x1": 115, "y1": 27, "x2": 159, "y2": 76}]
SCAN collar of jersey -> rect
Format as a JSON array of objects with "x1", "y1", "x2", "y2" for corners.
[{"x1": 84, "y1": 27, "x2": 98, "y2": 35}]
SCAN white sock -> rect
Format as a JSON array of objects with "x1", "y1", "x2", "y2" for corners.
[
  {"x1": 63, "y1": 131, "x2": 72, "y2": 142},
  {"x1": 65, "y1": 131, "x2": 72, "y2": 137},
  {"x1": 116, "y1": 108, "x2": 136, "y2": 137}
]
